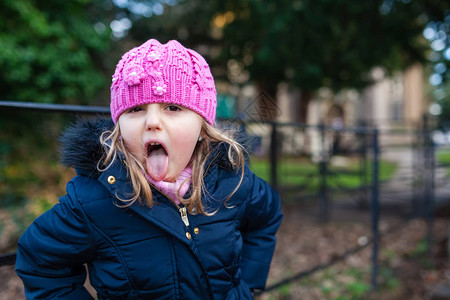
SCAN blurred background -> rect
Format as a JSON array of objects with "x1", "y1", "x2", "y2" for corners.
[{"x1": 1, "y1": 0, "x2": 450, "y2": 299}]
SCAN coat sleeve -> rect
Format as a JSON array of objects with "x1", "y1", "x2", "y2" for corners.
[
  {"x1": 15, "y1": 180, "x2": 96, "y2": 300},
  {"x1": 239, "y1": 166, "x2": 283, "y2": 291}
]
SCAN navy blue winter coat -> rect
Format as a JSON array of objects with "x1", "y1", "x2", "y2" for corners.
[{"x1": 15, "y1": 119, "x2": 283, "y2": 299}]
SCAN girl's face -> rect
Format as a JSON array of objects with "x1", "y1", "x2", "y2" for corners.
[{"x1": 118, "y1": 103, "x2": 203, "y2": 182}]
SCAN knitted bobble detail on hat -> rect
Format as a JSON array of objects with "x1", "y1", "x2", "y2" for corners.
[{"x1": 110, "y1": 39, "x2": 217, "y2": 125}]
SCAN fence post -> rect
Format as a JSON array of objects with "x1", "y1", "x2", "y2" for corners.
[
  {"x1": 358, "y1": 121, "x2": 369, "y2": 209},
  {"x1": 413, "y1": 120, "x2": 422, "y2": 216},
  {"x1": 270, "y1": 122, "x2": 278, "y2": 190},
  {"x1": 423, "y1": 114, "x2": 435, "y2": 266},
  {"x1": 318, "y1": 123, "x2": 329, "y2": 222},
  {"x1": 371, "y1": 128, "x2": 379, "y2": 290}
]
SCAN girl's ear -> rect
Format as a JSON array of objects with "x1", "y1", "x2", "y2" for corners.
[{"x1": 199, "y1": 120, "x2": 209, "y2": 142}]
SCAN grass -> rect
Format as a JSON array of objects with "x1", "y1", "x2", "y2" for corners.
[
  {"x1": 436, "y1": 149, "x2": 450, "y2": 163},
  {"x1": 436, "y1": 148, "x2": 450, "y2": 176},
  {"x1": 250, "y1": 155, "x2": 397, "y2": 192}
]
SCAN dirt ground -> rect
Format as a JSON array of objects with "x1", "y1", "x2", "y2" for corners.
[
  {"x1": 257, "y1": 201, "x2": 450, "y2": 300},
  {"x1": 1, "y1": 201, "x2": 449, "y2": 300}
]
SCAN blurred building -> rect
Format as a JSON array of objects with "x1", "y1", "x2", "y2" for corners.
[
  {"x1": 215, "y1": 63, "x2": 428, "y2": 157},
  {"x1": 304, "y1": 63, "x2": 426, "y2": 130},
  {"x1": 303, "y1": 63, "x2": 427, "y2": 154}
]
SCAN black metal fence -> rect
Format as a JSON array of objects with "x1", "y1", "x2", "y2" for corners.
[{"x1": 0, "y1": 100, "x2": 441, "y2": 295}]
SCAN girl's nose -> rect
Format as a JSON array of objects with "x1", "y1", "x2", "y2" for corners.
[{"x1": 145, "y1": 105, "x2": 162, "y2": 131}]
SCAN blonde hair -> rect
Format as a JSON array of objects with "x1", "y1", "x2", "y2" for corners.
[{"x1": 99, "y1": 120, "x2": 246, "y2": 215}]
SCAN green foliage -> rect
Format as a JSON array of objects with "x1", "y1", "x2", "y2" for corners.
[
  {"x1": 0, "y1": 111, "x2": 74, "y2": 219},
  {"x1": 0, "y1": 112, "x2": 76, "y2": 251},
  {"x1": 278, "y1": 284, "x2": 291, "y2": 297},
  {"x1": 314, "y1": 267, "x2": 370, "y2": 300},
  {"x1": 0, "y1": 0, "x2": 111, "y2": 104},
  {"x1": 407, "y1": 238, "x2": 435, "y2": 270},
  {"x1": 0, "y1": 0, "x2": 113, "y2": 229},
  {"x1": 409, "y1": 239, "x2": 428, "y2": 257},
  {"x1": 379, "y1": 267, "x2": 400, "y2": 290},
  {"x1": 213, "y1": 0, "x2": 430, "y2": 94},
  {"x1": 345, "y1": 281, "x2": 370, "y2": 298}
]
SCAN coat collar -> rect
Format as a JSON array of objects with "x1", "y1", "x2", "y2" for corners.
[{"x1": 98, "y1": 160, "x2": 190, "y2": 244}]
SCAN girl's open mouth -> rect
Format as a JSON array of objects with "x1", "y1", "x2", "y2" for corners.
[{"x1": 146, "y1": 142, "x2": 169, "y2": 181}]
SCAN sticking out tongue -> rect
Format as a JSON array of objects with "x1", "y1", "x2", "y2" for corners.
[{"x1": 146, "y1": 146, "x2": 169, "y2": 181}]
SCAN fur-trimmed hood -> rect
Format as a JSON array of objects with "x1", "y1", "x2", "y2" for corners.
[{"x1": 59, "y1": 118, "x2": 114, "y2": 177}]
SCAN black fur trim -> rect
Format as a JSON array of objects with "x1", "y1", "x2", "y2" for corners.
[{"x1": 59, "y1": 118, "x2": 114, "y2": 177}]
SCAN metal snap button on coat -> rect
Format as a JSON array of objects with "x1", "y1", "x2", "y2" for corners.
[
  {"x1": 194, "y1": 227, "x2": 199, "y2": 234},
  {"x1": 107, "y1": 176, "x2": 116, "y2": 184},
  {"x1": 186, "y1": 232, "x2": 191, "y2": 240}
]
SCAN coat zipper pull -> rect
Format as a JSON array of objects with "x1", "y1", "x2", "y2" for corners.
[{"x1": 179, "y1": 206, "x2": 189, "y2": 227}]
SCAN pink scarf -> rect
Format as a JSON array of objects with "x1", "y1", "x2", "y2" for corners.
[{"x1": 146, "y1": 168, "x2": 192, "y2": 205}]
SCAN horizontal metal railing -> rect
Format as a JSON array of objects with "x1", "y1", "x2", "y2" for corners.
[
  {"x1": 0, "y1": 100, "x2": 110, "y2": 114},
  {"x1": 0, "y1": 253, "x2": 16, "y2": 266}
]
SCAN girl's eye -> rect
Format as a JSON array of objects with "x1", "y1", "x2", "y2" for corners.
[
  {"x1": 166, "y1": 105, "x2": 181, "y2": 112},
  {"x1": 128, "y1": 106, "x2": 144, "y2": 113}
]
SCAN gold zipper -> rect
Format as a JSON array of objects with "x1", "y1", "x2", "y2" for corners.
[
  {"x1": 179, "y1": 206, "x2": 189, "y2": 227},
  {"x1": 148, "y1": 183, "x2": 189, "y2": 227}
]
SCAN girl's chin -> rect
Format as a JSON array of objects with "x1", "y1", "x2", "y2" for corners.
[
  {"x1": 163, "y1": 176, "x2": 177, "y2": 182},
  {"x1": 161, "y1": 170, "x2": 177, "y2": 182}
]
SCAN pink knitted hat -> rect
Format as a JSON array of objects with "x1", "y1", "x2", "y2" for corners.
[{"x1": 110, "y1": 39, "x2": 217, "y2": 125}]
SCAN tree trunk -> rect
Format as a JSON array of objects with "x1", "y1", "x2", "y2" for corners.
[
  {"x1": 254, "y1": 82, "x2": 280, "y2": 122},
  {"x1": 299, "y1": 90, "x2": 312, "y2": 124}
]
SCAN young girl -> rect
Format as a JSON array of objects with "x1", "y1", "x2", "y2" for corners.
[{"x1": 15, "y1": 39, "x2": 283, "y2": 300}]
